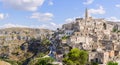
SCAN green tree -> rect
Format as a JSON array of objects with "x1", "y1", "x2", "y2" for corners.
[
  {"x1": 91, "y1": 62, "x2": 98, "y2": 65},
  {"x1": 35, "y1": 57, "x2": 54, "y2": 65},
  {"x1": 62, "y1": 36, "x2": 69, "y2": 40},
  {"x1": 112, "y1": 28, "x2": 118, "y2": 32},
  {"x1": 107, "y1": 61, "x2": 118, "y2": 65},
  {"x1": 42, "y1": 38, "x2": 50, "y2": 45},
  {"x1": 63, "y1": 48, "x2": 88, "y2": 65}
]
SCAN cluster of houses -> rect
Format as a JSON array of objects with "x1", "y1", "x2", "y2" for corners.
[
  {"x1": 0, "y1": 8, "x2": 120, "y2": 65},
  {"x1": 56, "y1": 9, "x2": 120, "y2": 65}
]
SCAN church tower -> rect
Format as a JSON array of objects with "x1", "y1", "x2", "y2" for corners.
[{"x1": 85, "y1": 8, "x2": 89, "y2": 20}]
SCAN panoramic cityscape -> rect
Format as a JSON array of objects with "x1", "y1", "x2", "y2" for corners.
[{"x1": 0, "y1": 0, "x2": 120, "y2": 65}]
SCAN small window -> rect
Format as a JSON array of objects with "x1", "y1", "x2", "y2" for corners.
[
  {"x1": 91, "y1": 59, "x2": 94, "y2": 62},
  {"x1": 95, "y1": 58, "x2": 99, "y2": 63},
  {"x1": 103, "y1": 23, "x2": 106, "y2": 30},
  {"x1": 77, "y1": 34, "x2": 79, "y2": 36}
]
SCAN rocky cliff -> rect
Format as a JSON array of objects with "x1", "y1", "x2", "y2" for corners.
[{"x1": 0, "y1": 27, "x2": 53, "y2": 64}]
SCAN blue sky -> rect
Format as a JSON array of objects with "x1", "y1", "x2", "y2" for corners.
[{"x1": 0, "y1": 0, "x2": 120, "y2": 29}]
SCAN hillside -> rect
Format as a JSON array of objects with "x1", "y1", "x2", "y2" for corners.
[{"x1": 0, "y1": 27, "x2": 53, "y2": 65}]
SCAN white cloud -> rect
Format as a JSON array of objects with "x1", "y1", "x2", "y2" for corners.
[
  {"x1": 50, "y1": 22, "x2": 56, "y2": 26},
  {"x1": 0, "y1": 22, "x2": 61, "y2": 30},
  {"x1": 65, "y1": 18, "x2": 75, "y2": 23},
  {"x1": 65, "y1": 16, "x2": 82, "y2": 23},
  {"x1": 0, "y1": 23, "x2": 29, "y2": 28},
  {"x1": 30, "y1": 12, "x2": 54, "y2": 22},
  {"x1": 0, "y1": 13, "x2": 4, "y2": 20},
  {"x1": 116, "y1": 4, "x2": 120, "y2": 8},
  {"x1": 0, "y1": 13, "x2": 8, "y2": 20},
  {"x1": 48, "y1": 0, "x2": 53, "y2": 5},
  {"x1": 88, "y1": 6, "x2": 105, "y2": 15},
  {"x1": 1, "y1": 0, "x2": 44, "y2": 11},
  {"x1": 39, "y1": 22, "x2": 61, "y2": 30},
  {"x1": 106, "y1": 17, "x2": 120, "y2": 22},
  {"x1": 83, "y1": 0, "x2": 94, "y2": 5}
]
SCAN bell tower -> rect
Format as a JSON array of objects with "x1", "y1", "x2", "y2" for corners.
[{"x1": 85, "y1": 8, "x2": 89, "y2": 20}]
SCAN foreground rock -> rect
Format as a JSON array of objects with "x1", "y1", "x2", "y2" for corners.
[{"x1": 0, "y1": 61, "x2": 11, "y2": 65}]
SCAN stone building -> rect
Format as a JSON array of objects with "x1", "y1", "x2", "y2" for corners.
[
  {"x1": 61, "y1": 8, "x2": 120, "y2": 64},
  {"x1": 89, "y1": 51, "x2": 109, "y2": 64}
]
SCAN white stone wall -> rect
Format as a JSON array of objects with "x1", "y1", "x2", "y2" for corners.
[
  {"x1": 88, "y1": 52, "x2": 97, "y2": 62},
  {"x1": 103, "y1": 30, "x2": 110, "y2": 35},
  {"x1": 107, "y1": 24, "x2": 114, "y2": 31},
  {"x1": 116, "y1": 60, "x2": 120, "y2": 65},
  {"x1": 68, "y1": 36, "x2": 93, "y2": 47},
  {"x1": 103, "y1": 52, "x2": 109, "y2": 64}
]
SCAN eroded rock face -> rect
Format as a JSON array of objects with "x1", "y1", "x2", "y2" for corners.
[
  {"x1": 0, "y1": 28, "x2": 53, "y2": 41},
  {"x1": 0, "y1": 27, "x2": 53, "y2": 61}
]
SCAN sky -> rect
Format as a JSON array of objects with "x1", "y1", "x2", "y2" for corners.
[{"x1": 0, "y1": 0, "x2": 120, "y2": 29}]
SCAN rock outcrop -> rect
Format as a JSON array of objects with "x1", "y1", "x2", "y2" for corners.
[{"x1": 0, "y1": 27, "x2": 53, "y2": 63}]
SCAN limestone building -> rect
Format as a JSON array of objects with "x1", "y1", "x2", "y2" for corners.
[{"x1": 61, "y1": 8, "x2": 120, "y2": 65}]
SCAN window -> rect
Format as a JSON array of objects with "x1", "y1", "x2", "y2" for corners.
[
  {"x1": 91, "y1": 59, "x2": 94, "y2": 62},
  {"x1": 77, "y1": 34, "x2": 79, "y2": 36},
  {"x1": 95, "y1": 58, "x2": 99, "y2": 63},
  {"x1": 103, "y1": 23, "x2": 106, "y2": 30}
]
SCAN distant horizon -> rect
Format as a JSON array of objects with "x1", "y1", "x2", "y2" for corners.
[
  {"x1": 0, "y1": 0, "x2": 120, "y2": 29},
  {"x1": 0, "y1": 17, "x2": 119, "y2": 30}
]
